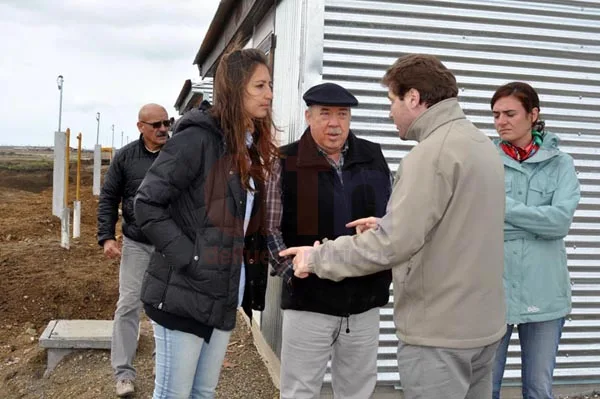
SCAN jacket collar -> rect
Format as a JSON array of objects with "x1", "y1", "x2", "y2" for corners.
[
  {"x1": 405, "y1": 98, "x2": 466, "y2": 143},
  {"x1": 137, "y1": 133, "x2": 167, "y2": 155},
  {"x1": 496, "y1": 132, "x2": 560, "y2": 169},
  {"x1": 296, "y1": 128, "x2": 373, "y2": 169}
]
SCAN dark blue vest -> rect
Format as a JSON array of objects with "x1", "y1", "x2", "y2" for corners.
[{"x1": 280, "y1": 130, "x2": 392, "y2": 316}]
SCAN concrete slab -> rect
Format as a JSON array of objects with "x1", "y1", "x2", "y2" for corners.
[
  {"x1": 39, "y1": 320, "x2": 113, "y2": 349},
  {"x1": 39, "y1": 319, "x2": 114, "y2": 377}
]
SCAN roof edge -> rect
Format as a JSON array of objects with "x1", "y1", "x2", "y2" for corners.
[
  {"x1": 174, "y1": 79, "x2": 192, "y2": 110},
  {"x1": 193, "y1": 0, "x2": 238, "y2": 71}
]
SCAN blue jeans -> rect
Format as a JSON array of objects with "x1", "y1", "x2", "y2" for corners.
[
  {"x1": 152, "y1": 322, "x2": 232, "y2": 399},
  {"x1": 492, "y1": 318, "x2": 565, "y2": 399}
]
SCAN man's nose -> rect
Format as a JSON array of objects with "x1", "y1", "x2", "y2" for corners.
[{"x1": 328, "y1": 115, "x2": 341, "y2": 126}]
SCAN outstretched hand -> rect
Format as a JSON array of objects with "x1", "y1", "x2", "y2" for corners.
[
  {"x1": 279, "y1": 241, "x2": 320, "y2": 278},
  {"x1": 346, "y1": 216, "x2": 380, "y2": 234}
]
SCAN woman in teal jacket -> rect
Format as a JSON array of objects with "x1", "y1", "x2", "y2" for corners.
[{"x1": 490, "y1": 82, "x2": 580, "y2": 399}]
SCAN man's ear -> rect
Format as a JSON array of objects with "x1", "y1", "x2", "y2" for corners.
[
  {"x1": 304, "y1": 107, "x2": 311, "y2": 124},
  {"x1": 408, "y1": 88, "x2": 421, "y2": 108}
]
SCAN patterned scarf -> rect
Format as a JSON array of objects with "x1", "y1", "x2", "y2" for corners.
[{"x1": 500, "y1": 130, "x2": 544, "y2": 162}]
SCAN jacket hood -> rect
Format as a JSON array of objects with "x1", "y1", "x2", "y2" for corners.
[
  {"x1": 540, "y1": 131, "x2": 560, "y2": 150},
  {"x1": 173, "y1": 109, "x2": 220, "y2": 136},
  {"x1": 405, "y1": 98, "x2": 465, "y2": 142}
]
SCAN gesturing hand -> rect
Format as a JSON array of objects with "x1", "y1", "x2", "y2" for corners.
[
  {"x1": 279, "y1": 241, "x2": 320, "y2": 278},
  {"x1": 346, "y1": 216, "x2": 380, "y2": 234}
]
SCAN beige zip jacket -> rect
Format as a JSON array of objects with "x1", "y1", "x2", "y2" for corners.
[{"x1": 309, "y1": 98, "x2": 506, "y2": 349}]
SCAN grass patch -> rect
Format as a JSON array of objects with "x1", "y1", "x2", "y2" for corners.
[{"x1": 0, "y1": 159, "x2": 54, "y2": 172}]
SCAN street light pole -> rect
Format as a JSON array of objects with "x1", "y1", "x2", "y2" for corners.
[
  {"x1": 56, "y1": 75, "x2": 64, "y2": 133},
  {"x1": 121, "y1": 131, "x2": 124, "y2": 148},
  {"x1": 96, "y1": 112, "x2": 101, "y2": 145},
  {"x1": 111, "y1": 124, "x2": 115, "y2": 148}
]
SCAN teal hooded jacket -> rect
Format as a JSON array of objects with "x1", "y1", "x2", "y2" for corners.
[{"x1": 498, "y1": 132, "x2": 580, "y2": 324}]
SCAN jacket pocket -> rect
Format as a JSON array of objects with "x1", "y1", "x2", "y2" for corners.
[
  {"x1": 529, "y1": 174, "x2": 557, "y2": 206},
  {"x1": 392, "y1": 263, "x2": 409, "y2": 334},
  {"x1": 520, "y1": 240, "x2": 569, "y2": 316}
]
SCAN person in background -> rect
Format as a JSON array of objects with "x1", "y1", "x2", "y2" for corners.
[
  {"x1": 282, "y1": 54, "x2": 507, "y2": 399},
  {"x1": 266, "y1": 82, "x2": 392, "y2": 399},
  {"x1": 134, "y1": 47, "x2": 278, "y2": 399},
  {"x1": 97, "y1": 103, "x2": 170, "y2": 397},
  {"x1": 490, "y1": 82, "x2": 580, "y2": 399},
  {"x1": 198, "y1": 99, "x2": 212, "y2": 112}
]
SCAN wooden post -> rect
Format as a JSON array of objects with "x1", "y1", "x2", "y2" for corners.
[
  {"x1": 61, "y1": 129, "x2": 71, "y2": 249},
  {"x1": 76, "y1": 133, "x2": 81, "y2": 202},
  {"x1": 73, "y1": 133, "x2": 82, "y2": 238}
]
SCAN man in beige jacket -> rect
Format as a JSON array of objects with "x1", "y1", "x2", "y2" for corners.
[{"x1": 281, "y1": 54, "x2": 506, "y2": 399}]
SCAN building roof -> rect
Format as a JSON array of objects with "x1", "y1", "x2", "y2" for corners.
[
  {"x1": 193, "y1": 0, "x2": 275, "y2": 77},
  {"x1": 173, "y1": 78, "x2": 213, "y2": 115}
]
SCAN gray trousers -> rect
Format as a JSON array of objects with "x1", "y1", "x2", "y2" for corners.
[
  {"x1": 111, "y1": 235, "x2": 153, "y2": 381},
  {"x1": 397, "y1": 339, "x2": 501, "y2": 399},
  {"x1": 280, "y1": 308, "x2": 380, "y2": 399}
]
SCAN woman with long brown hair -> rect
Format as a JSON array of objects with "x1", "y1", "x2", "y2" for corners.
[{"x1": 134, "y1": 47, "x2": 278, "y2": 398}]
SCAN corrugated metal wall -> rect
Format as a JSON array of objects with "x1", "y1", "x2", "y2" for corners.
[
  {"x1": 321, "y1": 0, "x2": 600, "y2": 388},
  {"x1": 262, "y1": 0, "x2": 306, "y2": 357}
]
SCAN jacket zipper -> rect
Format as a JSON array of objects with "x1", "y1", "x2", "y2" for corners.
[{"x1": 158, "y1": 265, "x2": 173, "y2": 310}]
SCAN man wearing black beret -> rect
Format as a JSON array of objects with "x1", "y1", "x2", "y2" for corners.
[
  {"x1": 283, "y1": 55, "x2": 506, "y2": 399},
  {"x1": 266, "y1": 82, "x2": 392, "y2": 398}
]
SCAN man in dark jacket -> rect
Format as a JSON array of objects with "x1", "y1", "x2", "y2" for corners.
[
  {"x1": 266, "y1": 83, "x2": 392, "y2": 398},
  {"x1": 97, "y1": 103, "x2": 169, "y2": 397}
]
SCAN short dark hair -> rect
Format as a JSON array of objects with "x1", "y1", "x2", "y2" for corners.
[
  {"x1": 490, "y1": 82, "x2": 545, "y2": 132},
  {"x1": 382, "y1": 54, "x2": 458, "y2": 107}
]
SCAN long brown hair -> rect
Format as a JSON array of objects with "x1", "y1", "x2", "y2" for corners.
[{"x1": 211, "y1": 47, "x2": 279, "y2": 191}]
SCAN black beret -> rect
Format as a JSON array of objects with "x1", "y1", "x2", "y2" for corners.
[{"x1": 302, "y1": 82, "x2": 359, "y2": 107}]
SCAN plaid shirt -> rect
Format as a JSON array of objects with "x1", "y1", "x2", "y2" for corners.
[
  {"x1": 317, "y1": 141, "x2": 348, "y2": 183},
  {"x1": 265, "y1": 142, "x2": 349, "y2": 284}
]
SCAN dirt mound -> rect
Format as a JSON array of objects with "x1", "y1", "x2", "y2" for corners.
[{"x1": 0, "y1": 161, "x2": 278, "y2": 398}]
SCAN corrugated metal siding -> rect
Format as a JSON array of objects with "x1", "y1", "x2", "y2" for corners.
[
  {"x1": 192, "y1": 79, "x2": 213, "y2": 103},
  {"x1": 322, "y1": 0, "x2": 600, "y2": 388},
  {"x1": 261, "y1": 0, "x2": 306, "y2": 358}
]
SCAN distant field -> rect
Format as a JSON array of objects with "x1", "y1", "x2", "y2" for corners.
[{"x1": 0, "y1": 146, "x2": 93, "y2": 171}]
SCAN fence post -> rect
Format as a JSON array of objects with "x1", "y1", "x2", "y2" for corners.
[
  {"x1": 52, "y1": 131, "x2": 66, "y2": 217},
  {"x1": 60, "y1": 129, "x2": 71, "y2": 249},
  {"x1": 73, "y1": 133, "x2": 82, "y2": 239},
  {"x1": 93, "y1": 144, "x2": 101, "y2": 196}
]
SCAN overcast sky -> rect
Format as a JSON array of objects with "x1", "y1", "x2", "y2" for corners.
[{"x1": 0, "y1": 0, "x2": 221, "y2": 149}]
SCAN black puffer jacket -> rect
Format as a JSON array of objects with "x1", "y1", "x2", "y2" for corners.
[
  {"x1": 135, "y1": 110, "x2": 268, "y2": 331},
  {"x1": 97, "y1": 135, "x2": 160, "y2": 246}
]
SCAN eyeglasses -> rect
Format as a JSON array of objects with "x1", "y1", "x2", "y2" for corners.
[{"x1": 140, "y1": 120, "x2": 171, "y2": 129}]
